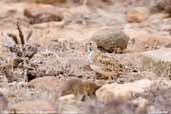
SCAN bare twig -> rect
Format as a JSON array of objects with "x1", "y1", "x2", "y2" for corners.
[{"x1": 17, "y1": 22, "x2": 25, "y2": 45}]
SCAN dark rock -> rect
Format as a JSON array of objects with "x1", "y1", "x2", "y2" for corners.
[{"x1": 91, "y1": 28, "x2": 129, "y2": 53}]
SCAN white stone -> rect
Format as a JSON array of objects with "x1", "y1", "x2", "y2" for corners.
[
  {"x1": 142, "y1": 48, "x2": 171, "y2": 76},
  {"x1": 96, "y1": 79, "x2": 153, "y2": 103}
]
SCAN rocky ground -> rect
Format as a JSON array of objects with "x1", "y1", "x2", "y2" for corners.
[{"x1": 0, "y1": 0, "x2": 171, "y2": 114}]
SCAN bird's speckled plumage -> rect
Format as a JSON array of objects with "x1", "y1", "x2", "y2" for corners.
[{"x1": 87, "y1": 42, "x2": 124, "y2": 80}]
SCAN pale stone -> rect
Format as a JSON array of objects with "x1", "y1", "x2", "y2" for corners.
[
  {"x1": 59, "y1": 94, "x2": 75, "y2": 101},
  {"x1": 142, "y1": 48, "x2": 171, "y2": 76},
  {"x1": 96, "y1": 79, "x2": 153, "y2": 103},
  {"x1": 10, "y1": 100, "x2": 56, "y2": 113}
]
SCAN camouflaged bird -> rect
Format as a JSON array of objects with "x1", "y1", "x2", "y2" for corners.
[{"x1": 87, "y1": 42, "x2": 124, "y2": 80}]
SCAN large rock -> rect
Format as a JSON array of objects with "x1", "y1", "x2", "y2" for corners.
[
  {"x1": 142, "y1": 48, "x2": 171, "y2": 77},
  {"x1": 24, "y1": 4, "x2": 64, "y2": 24},
  {"x1": 96, "y1": 79, "x2": 153, "y2": 103},
  {"x1": 10, "y1": 100, "x2": 56, "y2": 113},
  {"x1": 91, "y1": 28, "x2": 129, "y2": 53},
  {"x1": 28, "y1": 76, "x2": 62, "y2": 91},
  {"x1": 28, "y1": 0, "x2": 66, "y2": 4},
  {"x1": 124, "y1": 23, "x2": 171, "y2": 51},
  {"x1": 127, "y1": 7, "x2": 150, "y2": 23}
]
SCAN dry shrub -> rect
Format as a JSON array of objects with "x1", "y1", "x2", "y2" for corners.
[{"x1": 0, "y1": 23, "x2": 39, "y2": 82}]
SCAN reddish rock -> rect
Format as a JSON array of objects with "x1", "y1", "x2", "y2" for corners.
[
  {"x1": 127, "y1": 7, "x2": 150, "y2": 23},
  {"x1": 27, "y1": 0, "x2": 66, "y2": 4},
  {"x1": 24, "y1": 4, "x2": 64, "y2": 24},
  {"x1": 28, "y1": 76, "x2": 61, "y2": 91},
  {"x1": 124, "y1": 24, "x2": 171, "y2": 51}
]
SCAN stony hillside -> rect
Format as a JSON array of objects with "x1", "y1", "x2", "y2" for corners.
[{"x1": 0, "y1": 0, "x2": 171, "y2": 114}]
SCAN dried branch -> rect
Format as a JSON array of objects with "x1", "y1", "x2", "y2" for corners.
[{"x1": 17, "y1": 22, "x2": 25, "y2": 45}]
